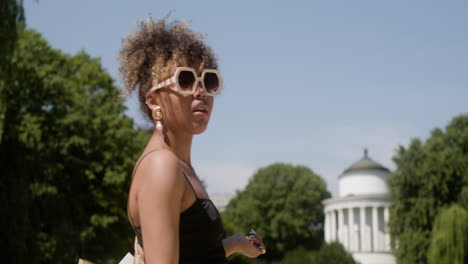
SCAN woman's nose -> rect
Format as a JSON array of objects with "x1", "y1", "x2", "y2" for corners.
[{"x1": 194, "y1": 80, "x2": 207, "y2": 98}]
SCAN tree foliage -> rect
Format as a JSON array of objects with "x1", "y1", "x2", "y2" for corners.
[
  {"x1": 0, "y1": 0, "x2": 24, "y2": 70},
  {"x1": 309, "y1": 242, "x2": 358, "y2": 264},
  {"x1": 279, "y1": 247, "x2": 315, "y2": 264},
  {"x1": 0, "y1": 29, "x2": 148, "y2": 263},
  {"x1": 428, "y1": 204, "x2": 468, "y2": 264},
  {"x1": 271, "y1": 242, "x2": 358, "y2": 264},
  {"x1": 223, "y1": 163, "x2": 330, "y2": 262},
  {"x1": 388, "y1": 114, "x2": 468, "y2": 264},
  {"x1": 1, "y1": 0, "x2": 25, "y2": 142},
  {"x1": 0, "y1": 0, "x2": 24, "y2": 54}
]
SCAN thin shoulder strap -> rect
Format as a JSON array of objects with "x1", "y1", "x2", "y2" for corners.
[
  {"x1": 127, "y1": 149, "x2": 161, "y2": 227},
  {"x1": 179, "y1": 164, "x2": 199, "y2": 199},
  {"x1": 131, "y1": 149, "x2": 161, "y2": 179}
]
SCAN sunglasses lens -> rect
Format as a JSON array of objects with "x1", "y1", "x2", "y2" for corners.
[
  {"x1": 178, "y1": 70, "x2": 196, "y2": 91},
  {"x1": 203, "y1": 72, "x2": 220, "y2": 94}
]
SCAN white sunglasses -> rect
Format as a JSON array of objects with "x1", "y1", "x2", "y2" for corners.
[{"x1": 149, "y1": 67, "x2": 223, "y2": 96}]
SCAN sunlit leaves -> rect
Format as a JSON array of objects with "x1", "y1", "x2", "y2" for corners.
[
  {"x1": 223, "y1": 163, "x2": 330, "y2": 262},
  {"x1": 1, "y1": 29, "x2": 149, "y2": 263},
  {"x1": 389, "y1": 114, "x2": 468, "y2": 264}
]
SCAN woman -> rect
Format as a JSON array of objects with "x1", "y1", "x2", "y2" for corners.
[{"x1": 118, "y1": 16, "x2": 266, "y2": 264}]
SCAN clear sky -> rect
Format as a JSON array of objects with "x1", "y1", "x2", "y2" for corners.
[{"x1": 24, "y1": 0, "x2": 468, "y2": 196}]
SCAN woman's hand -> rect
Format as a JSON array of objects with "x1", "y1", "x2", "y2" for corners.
[
  {"x1": 246, "y1": 229, "x2": 266, "y2": 255},
  {"x1": 222, "y1": 230, "x2": 266, "y2": 258}
]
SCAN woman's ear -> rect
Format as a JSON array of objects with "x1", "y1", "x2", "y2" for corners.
[{"x1": 145, "y1": 92, "x2": 159, "y2": 111}]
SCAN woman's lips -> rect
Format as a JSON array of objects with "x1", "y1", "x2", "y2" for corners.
[
  {"x1": 192, "y1": 106, "x2": 209, "y2": 117},
  {"x1": 193, "y1": 109, "x2": 208, "y2": 115},
  {"x1": 192, "y1": 105, "x2": 209, "y2": 114}
]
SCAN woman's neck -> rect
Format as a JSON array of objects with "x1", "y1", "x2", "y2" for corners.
[{"x1": 147, "y1": 129, "x2": 193, "y2": 166}]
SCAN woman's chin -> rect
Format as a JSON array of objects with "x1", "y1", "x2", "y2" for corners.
[
  {"x1": 191, "y1": 122, "x2": 209, "y2": 135},
  {"x1": 193, "y1": 127, "x2": 208, "y2": 135}
]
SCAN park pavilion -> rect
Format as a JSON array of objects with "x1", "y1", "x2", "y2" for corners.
[{"x1": 323, "y1": 150, "x2": 396, "y2": 264}]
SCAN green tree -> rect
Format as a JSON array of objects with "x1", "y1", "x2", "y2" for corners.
[
  {"x1": 388, "y1": 114, "x2": 468, "y2": 264},
  {"x1": 0, "y1": 0, "x2": 24, "y2": 52},
  {"x1": 279, "y1": 242, "x2": 358, "y2": 264},
  {"x1": 0, "y1": 29, "x2": 148, "y2": 263},
  {"x1": 428, "y1": 204, "x2": 468, "y2": 264},
  {"x1": 280, "y1": 247, "x2": 314, "y2": 264},
  {"x1": 309, "y1": 242, "x2": 358, "y2": 264},
  {"x1": 0, "y1": 0, "x2": 25, "y2": 142},
  {"x1": 223, "y1": 163, "x2": 330, "y2": 262}
]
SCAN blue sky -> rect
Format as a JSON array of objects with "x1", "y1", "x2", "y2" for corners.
[{"x1": 24, "y1": 0, "x2": 468, "y2": 196}]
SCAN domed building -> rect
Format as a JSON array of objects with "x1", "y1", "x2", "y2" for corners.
[{"x1": 323, "y1": 150, "x2": 395, "y2": 264}]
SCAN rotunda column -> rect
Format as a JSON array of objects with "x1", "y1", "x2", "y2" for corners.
[
  {"x1": 338, "y1": 208, "x2": 344, "y2": 243},
  {"x1": 372, "y1": 206, "x2": 379, "y2": 251},
  {"x1": 324, "y1": 210, "x2": 330, "y2": 242},
  {"x1": 360, "y1": 206, "x2": 366, "y2": 251},
  {"x1": 348, "y1": 207, "x2": 354, "y2": 251},
  {"x1": 384, "y1": 206, "x2": 390, "y2": 251},
  {"x1": 331, "y1": 210, "x2": 337, "y2": 241}
]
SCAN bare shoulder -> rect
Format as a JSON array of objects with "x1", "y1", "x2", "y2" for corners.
[
  {"x1": 128, "y1": 149, "x2": 184, "y2": 227},
  {"x1": 139, "y1": 149, "x2": 179, "y2": 172},
  {"x1": 138, "y1": 149, "x2": 181, "y2": 187},
  {"x1": 134, "y1": 149, "x2": 184, "y2": 264}
]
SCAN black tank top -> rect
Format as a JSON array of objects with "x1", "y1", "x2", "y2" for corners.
[{"x1": 128, "y1": 150, "x2": 227, "y2": 264}]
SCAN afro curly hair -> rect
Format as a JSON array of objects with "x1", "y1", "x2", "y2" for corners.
[{"x1": 118, "y1": 15, "x2": 218, "y2": 121}]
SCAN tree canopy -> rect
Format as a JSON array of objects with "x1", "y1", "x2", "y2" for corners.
[
  {"x1": 0, "y1": 29, "x2": 148, "y2": 263},
  {"x1": 388, "y1": 114, "x2": 468, "y2": 264},
  {"x1": 309, "y1": 242, "x2": 358, "y2": 264},
  {"x1": 222, "y1": 163, "x2": 330, "y2": 262},
  {"x1": 1, "y1": 0, "x2": 25, "y2": 142},
  {"x1": 428, "y1": 204, "x2": 468, "y2": 264}
]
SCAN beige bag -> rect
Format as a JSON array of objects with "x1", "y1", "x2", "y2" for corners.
[
  {"x1": 78, "y1": 259, "x2": 94, "y2": 264},
  {"x1": 133, "y1": 236, "x2": 145, "y2": 264},
  {"x1": 118, "y1": 236, "x2": 145, "y2": 264}
]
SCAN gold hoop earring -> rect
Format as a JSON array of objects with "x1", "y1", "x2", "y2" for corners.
[{"x1": 152, "y1": 106, "x2": 163, "y2": 132}]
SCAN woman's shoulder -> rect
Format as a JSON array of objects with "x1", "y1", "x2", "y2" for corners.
[
  {"x1": 140, "y1": 148, "x2": 179, "y2": 166},
  {"x1": 136, "y1": 149, "x2": 184, "y2": 189}
]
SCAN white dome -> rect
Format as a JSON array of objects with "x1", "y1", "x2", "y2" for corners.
[
  {"x1": 323, "y1": 149, "x2": 395, "y2": 264},
  {"x1": 338, "y1": 150, "x2": 391, "y2": 197}
]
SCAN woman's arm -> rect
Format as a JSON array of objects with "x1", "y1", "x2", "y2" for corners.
[
  {"x1": 222, "y1": 233, "x2": 243, "y2": 257},
  {"x1": 222, "y1": 232, "x2": 265, "y2": 258},
  {"x1": 137, "y1": 150, "x2": 185, "y2": 264}
]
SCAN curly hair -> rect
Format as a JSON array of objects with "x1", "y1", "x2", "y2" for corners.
[{"x1": 118, "y1": 15, "x2": 218, "y2": 121}]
